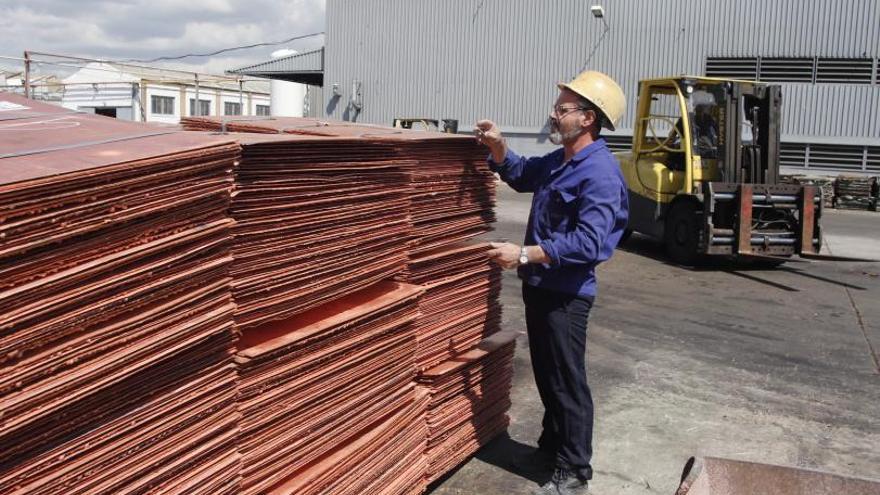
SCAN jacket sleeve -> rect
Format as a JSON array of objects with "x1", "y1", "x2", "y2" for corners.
[
  {"x1": 538, "y1": 177, "x2": 623, "y2": 266},
  {"x1": 488, "y1": 149, "x2": 545, "y2": 193}
]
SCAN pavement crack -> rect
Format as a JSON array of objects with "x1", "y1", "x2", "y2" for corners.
[
  {"x1": 842, "y1": 284, "x2": 880, "y2": 374},
  {"x1": 825, "y1": 236, "x2": 880, "y2": 374}
]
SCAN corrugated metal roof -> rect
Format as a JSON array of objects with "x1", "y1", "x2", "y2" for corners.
[
  {"x1": 229, "y1": 48, "x2": 324, "y2": 85},
  {"x1": 60, "y1": 62, "x2": 270, "y2": 93}
]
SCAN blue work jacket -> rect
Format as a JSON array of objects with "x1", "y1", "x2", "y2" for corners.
[{"x1": 488, "y1": 138, "x2": 629, "y2": 298}]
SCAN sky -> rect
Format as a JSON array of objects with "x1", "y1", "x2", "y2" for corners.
[{"x1": 0, "y1": 0, "x2": 326, "y2": 76}]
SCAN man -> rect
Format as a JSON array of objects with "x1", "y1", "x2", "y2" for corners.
[{"x1": 475, "y1": 71, "x2": 629, "y2": 495}]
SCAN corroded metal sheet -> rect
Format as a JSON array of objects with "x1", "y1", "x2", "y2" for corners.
[
  {"x1": 417, "y1": 331, "x2": 517, "y2": 484},
  {"x1": 0, "y1": 92, "x2": 241, "y2": 495},
  {"x1": 235, "y1": 281, "x2": 426, "y2": 495},
  {"x1": 676, "y1": 456, "x2": 880, "y2": 495},
  {"x1": 181, "y1": 116, "x2": 497, "y2": 258},
  {"x1": 224, "y1": 133, "x2": 414, "y2": 329},
  {"x1": 408, "y1": 242, "x2": 502, "y2": 371}
]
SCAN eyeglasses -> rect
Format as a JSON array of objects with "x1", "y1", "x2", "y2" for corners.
[{"x1": 550, "y1": 104, "x2": 588, "y2": 118}]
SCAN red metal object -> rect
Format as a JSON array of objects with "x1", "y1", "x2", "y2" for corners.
[
  {"x1": 799, "y1": 185, "x2": 817, "y2": 255},
  {"x1": 0, "y1": 92, "x2": 242, "y2": 494},
  {"x1": 407, "y1": 242, "x2": 502, "y2": 371},
  {"x1": 676, "y1": 456, "x2": 880, "y2": 495},
  {"x1": 736, "y1": 184, "x2": 754, "y2": 254},
  {"x1": 235, "y1": 281, "x2": 426, "y2": 495},
  {"x1": 417, "y1": 331, "x2": 516, "y2": 484},
  {"x1": 182, "y1": 115, "x2": 497, "y2": 257}
]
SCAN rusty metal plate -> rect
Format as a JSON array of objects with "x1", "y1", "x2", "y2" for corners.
[
  {"x1": 676, "y1": 456, "x2": 880, "y2": 495},
  {"x1": 1, "y1": 93, "x2": 241, "y2": 495},
  {"x1": 235, "y1": 281, "x2": 425, "y2": 495},
  {"x1": 407, "y1": 242, "x2": 502, "y2": 371},
  {"x1": 182, "y1": 117, "x2": 497, "y2": 258},
  {"x1": 417, "y1": 331, "x2": 516, "y2": 483}
]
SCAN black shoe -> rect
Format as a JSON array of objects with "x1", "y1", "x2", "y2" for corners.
[
  {"x1": 531, "y1": 467, "x2": 589, "y2": 495},
  {"x1": 509, "y1": 447, "x2": 555, "y2": 475}
]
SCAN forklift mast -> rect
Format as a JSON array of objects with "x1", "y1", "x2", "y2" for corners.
[
  {"x1": 713, "y1": 81, "x2": 783, "y2": 186},
  {"x1": 688, "y1": 80, "x2": 818, "y2": 258}
]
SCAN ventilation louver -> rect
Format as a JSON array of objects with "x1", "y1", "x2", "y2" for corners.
[
  {"x1": 705, "y1": 57, "x2": 758, "y2": 80},
  {"x1": 816, "y1": 58, "x2": 873, "y2": 84},
  {"x1": 759, "y1": 58, "x2": 814, "y2": 83}
]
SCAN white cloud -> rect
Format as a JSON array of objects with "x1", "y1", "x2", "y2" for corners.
[{"x1": 0, "y1": 0, "x2": 325, "y2": 75}]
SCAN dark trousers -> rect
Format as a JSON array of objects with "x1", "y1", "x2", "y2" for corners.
[{"x1": 523, "y1": 283, "x2": 594, "y2": 480}]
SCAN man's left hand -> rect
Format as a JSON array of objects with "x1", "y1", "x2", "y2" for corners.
[{"x1": 488, "y1": 242, "x2": 520, "y2": 270}]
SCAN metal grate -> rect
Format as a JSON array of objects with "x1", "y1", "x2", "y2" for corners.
[
  {"x1": 867, "y1": 146, "x2": 880, "y2": 173},
  {"x1": 604, "y1": 135, "x2": 633, "y2": 153},
  {"x1": 706, "y1": 56, "x2": 878, "y2": 84},
  {"x1": 815, "y1": 58, "x2": 874, "y2": 84},
  {"x1": 705, "y1": 57, "x2": 758, "y2": 80},
  {"x1": 807, "y1": 144, "x2": 865, "y2": 171},
  {"x1": 759, "y1": 57, "x2": 814, "y2": 83},
  {"x1": 779, "y1": 142, "x2": 808, "y2": 168}
]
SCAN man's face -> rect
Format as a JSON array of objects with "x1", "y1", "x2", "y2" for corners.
[{"x1": 548, "y1": 90, "x2": 593, "y2": 145}]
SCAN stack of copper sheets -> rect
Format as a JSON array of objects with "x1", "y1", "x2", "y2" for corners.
[
  {"x1": 180, "y1": 116, "x2": 350, "y2": 136},
  {"x1": 375, "y1": 133, "x2": 496, "y2": 256},
  {"x1": 407, "y1": 242, "x2": 502, "y2": 371},
  {"x1": 181, "y1": 117, "x2": 496, "y2": 256},
  {"x1": 270, "y1": 390, "x2": 429, "y2": 495},
  {"x1": 235, "y1": 281, "x2": 427, "y2": 495},
  {"x1": 417, "y1": 332, "x2": 517, "y2": 484},
  {"x1": 229, "y1": 133, "x2": 413, "y2": 329},
  {"x1": 0, "y1": 94, "x2": 241, "y2": 494}
]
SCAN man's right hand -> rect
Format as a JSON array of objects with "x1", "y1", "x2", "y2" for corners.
[{"x1": 474, "y1": 119, "x2": 507, "y2": 163}]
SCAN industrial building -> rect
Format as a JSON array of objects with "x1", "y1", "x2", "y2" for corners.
[
  {"x1": 229, "y1": 48, "x2": 324, "y2": 118},
  {"x1": 303, "y1": 0, "x2": 879, "y2": 175},
  {"x1": 58, "y1": 61, "x2": 270, "y2": 123}
]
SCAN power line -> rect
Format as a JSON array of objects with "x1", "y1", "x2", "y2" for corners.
[
  {"x1": 0, "y1": 55, "x2": 267, "y2": 84},
  {"x1": 119, "y1": 31, "x2": 325, "y2": 63}
]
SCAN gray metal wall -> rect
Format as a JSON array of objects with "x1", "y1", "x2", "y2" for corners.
[
  {"x1": 305, "y1": 84, "x2": 325, "y2": 118},
  {"x1": 324, "y1": 0, "x2": 880, "y2": 148}
]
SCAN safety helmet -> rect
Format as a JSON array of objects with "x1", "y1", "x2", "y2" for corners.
[{"x1": 557, "y1": 71, "x2": 625, "y2": 131}]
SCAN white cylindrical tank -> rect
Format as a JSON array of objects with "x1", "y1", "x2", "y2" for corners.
[{"x1": 269, "y1": 49, "x2": 306, "y2": 117}]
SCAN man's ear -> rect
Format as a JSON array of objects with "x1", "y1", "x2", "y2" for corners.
[{"x1": 581, "y1": 109, "x2": 596, "y2": 130}]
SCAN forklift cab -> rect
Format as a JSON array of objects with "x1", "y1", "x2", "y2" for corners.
[
  {"x1": 618, "y1": 77, "x2": 783, "y2": 240},
  {"x1": 631, "y1": 81, "x2": 727, "y2": 203},
  {"x1": 617, "y1": 76, "x2": 814, "y2": 263}
]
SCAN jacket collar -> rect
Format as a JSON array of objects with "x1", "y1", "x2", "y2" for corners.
[{"x1": 551, "y1": 138, "x2": 607, "y2": 176}]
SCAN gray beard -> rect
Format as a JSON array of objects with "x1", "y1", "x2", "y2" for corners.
[{"x1": 549, "y1": 122, "x2": 582, "y2": 145}]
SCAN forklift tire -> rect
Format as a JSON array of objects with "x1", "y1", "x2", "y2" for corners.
[{"x1": 664, "y1": 202, "x2": 700, "y2": 266}]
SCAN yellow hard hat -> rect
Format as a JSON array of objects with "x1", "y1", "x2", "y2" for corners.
[{"x1": 557, "y1": 71, "x2": 625, "y2": 131}]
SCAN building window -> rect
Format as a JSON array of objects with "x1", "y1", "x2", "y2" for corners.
[
  {"x1": 224, "y1": 101, "x2": 242, "y2": 116},
  {"x1": 706, "y1": 56, "x2": 876, "y2": 85},
  {"x1": 150, "y1": 95, "x2": 175, "y2": 115},
  {"x1": 189, "y1": 98, "x2": 212, "y2": 116},
  {"x1": 256, "y1": 104, "x2": 270, "y2": 116}
]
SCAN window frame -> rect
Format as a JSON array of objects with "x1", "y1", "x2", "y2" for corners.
[
  {"x1": 223, "y1": 101, "x2": 242, "y2": 116},
  {"x1": 150, "y1": 95, "x2": 175, "y2": 115},
  {"x1": 189, "y1": 98, "x2": 212, "y2": 116}
]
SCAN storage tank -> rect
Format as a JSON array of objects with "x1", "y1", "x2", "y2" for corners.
[{"x1": 269, "y1": 49, "x2": 306, "y2": 117}]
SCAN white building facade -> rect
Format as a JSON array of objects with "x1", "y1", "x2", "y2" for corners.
[{"x1": 60, "y1": 63, "x2": 271, "y2": 123}]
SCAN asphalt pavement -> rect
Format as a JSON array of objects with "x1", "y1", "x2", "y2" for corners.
[{"x1": 430, "y1": 182, "x2": 880, "y2": 495}]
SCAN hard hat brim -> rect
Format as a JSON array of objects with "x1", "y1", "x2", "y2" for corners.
[{"x1": 556, "y1": 82, "x2": 617, "y2": 131}]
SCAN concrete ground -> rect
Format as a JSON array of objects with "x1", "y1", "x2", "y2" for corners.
[{"x1": 430, "y1": 183, "x2": 880, "y2": 494}]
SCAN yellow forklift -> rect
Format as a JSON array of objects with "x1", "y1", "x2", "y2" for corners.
[{"x1": 616, "y1": 76, "x2": 860, "y2": 265}]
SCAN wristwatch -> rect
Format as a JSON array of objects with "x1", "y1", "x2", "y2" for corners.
[{"x1": 519, "y1": 246, "x2": 529, "y2": 266}]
